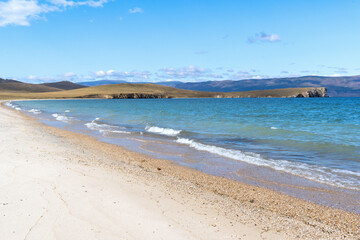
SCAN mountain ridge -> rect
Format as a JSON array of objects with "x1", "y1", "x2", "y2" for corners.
[{"x1": 76, "y1": 75, "x2": 360, "y2": 97}]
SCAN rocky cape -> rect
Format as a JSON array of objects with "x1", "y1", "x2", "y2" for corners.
[
  {"x1": 0, "y1": 82, "x2": 328, "y2": 100},
  {"x1": 74, "y1": 87, "x2": 328, "y2": 99}
]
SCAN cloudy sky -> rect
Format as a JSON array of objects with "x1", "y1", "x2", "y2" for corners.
[{"x1": 0, "y1": 0, "x2": 359, "y2": 83}]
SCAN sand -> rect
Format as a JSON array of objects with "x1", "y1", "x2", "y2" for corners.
[{"x1": 0, "y1": 103, "x2": 359, "y2": 240}]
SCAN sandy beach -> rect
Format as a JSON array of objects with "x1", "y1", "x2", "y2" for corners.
[{"x1": 0, "y1": 103, "x2": 359, "y2": 240}]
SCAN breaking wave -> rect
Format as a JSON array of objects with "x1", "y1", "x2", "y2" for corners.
[
  {"x1": 145, "y1": 126, "x2": 181, "y2": 137},
  {"x1": 52, "y1": 113, "x2": 71, "y2": 122},
  {"x1": 176, "y1": 137, "x2": 360, "y2": 190},
  {"x1": 29, "y1": 109, "x2": 41, "y2": 114},
  {"x1": 85, "y1": 118, "x2": 130, "y2": 134},
  {"x1": 5, "y1": 102, "x2": 14, "y2": 108},
  {"x1": 5, "y1": 102, "x2": 20, "y2": 110}
]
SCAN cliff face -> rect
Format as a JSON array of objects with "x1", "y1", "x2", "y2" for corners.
[
  {"x1": 296, "y1": 87, "x2": 328, "y2": 98},
  {"x1": 76, "y1": 88, "x2": 328, "y2": 99}
]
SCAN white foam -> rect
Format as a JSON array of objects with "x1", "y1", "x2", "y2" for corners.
[
  {"x1": 5, "y1": 102, "x2": 13, "y2": 108},
  {"x1": 15, "y1": 107, "x2": 21, "y2": 111},
  {"x1": 176, "y1": 138, "x2": 360, "y2": 190},
  {"x1": 145, "y1": 126, "x2": 181, "y2": 137},
  {"x1": 6, "y1": 102, "x2": 18, "y2": 109},
  {"x1": 29, "y1": 109, "x2": 41, "y2": 114},
  {"x1": 52, "y1": 113, "x2": 71, "y2": 122},
  {"x1": 107, "y1": 130, "x2": 131, "y2": 134},
  {"x1": 65, "y1": 110, "x2": 70, "y2": 113},
  {"x1": 270, "y1": 127, "x2": 278, "y2": 130},
  {"x1": 85, "y1": 118, "x2": 130, "y2": 135}
]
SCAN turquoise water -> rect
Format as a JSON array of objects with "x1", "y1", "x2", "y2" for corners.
[{"x1": 10, "y1": 98, "x2": 360, "y2": 191}]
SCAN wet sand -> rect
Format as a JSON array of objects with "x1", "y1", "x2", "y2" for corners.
[{"x1": 0, "y1": 103, "x2": 359, "y2": 239}]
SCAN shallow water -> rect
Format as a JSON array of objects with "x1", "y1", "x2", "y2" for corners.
[{"x1": 10, "y1": 98, "x2": 360, "y2": 212}]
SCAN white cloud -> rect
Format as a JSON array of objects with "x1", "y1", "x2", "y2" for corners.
[
  {"x1": 251, "y1": 75, "x2": 264, "y2": 79},
  {"x1": 48, "y1": 0, "x2": 108, "y2": 8},
  {"x1": 227, "y1": 70, "x2": 269, "y2": 80},
  {"x1": 248, "y1": 32, "x2": 281, "y2": 43},
  {"x1": 159, "y1": 66, "x2": 207, "y2": 79},
  {"x1": 92, "y1": 70, "x2": 152, "y2": 81},
  {"x1": 0, "y1": 0, "x2": 55, "y2": 26},
  {"x1": 19, "y1": 67, "x2": 278, "y2": 83},
  {"x1": 128, "y1": 7, "x2": 143, "y2": 14},
  {"x1": 47, "y1": 0, "x2": 74, "y2": 7},
  {"x1": 158, "y1": 66, "x2": 227, "y2": 81},
  {"x1": 94, "y1": 70, "x2": 106, "y2": 77},
  {"x1": 0, "y1": 0, "x2": 108, "y2": 27}
]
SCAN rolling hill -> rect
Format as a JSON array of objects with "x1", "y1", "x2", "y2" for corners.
[
  {"x1": 79, "y1": 76, "x2": 360, "y2": 97},
  {"x1": 41, "y1": 81, "x2": 86, "y2": 90},
  {"x1": 0, "y1": 78, "x2": 61, "y2": 93},
  {"x1": 0, "y1": 81, "x2": 327, "y2": 100},
  {"x1": 172, "y1": 76, "x2": 360, "y2": 97}
]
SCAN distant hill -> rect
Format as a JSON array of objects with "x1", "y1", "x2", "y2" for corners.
[
  {"x1": 3, "y1": 74, "x2": 357, "y2": 98},
  {"x1": 0, "y1": 78, "x2": 61, "y2": 93},
  {"x1": 172, "y1": 76, "x2": 360, "y2": 97},
  {"x1": 77, "y1": 80, "x2": 127, "y2": 86},
  {"x1": 41, "y1": 81, "x2": 86, "y2": 90},
  {"x1": 138, "y1": 81, "x2": 183, "y2": 88},
  {"x1": 76, "y1": 76, "x2": 360, "y2": 97},
  {"x1": 0, "y1": 82, "x2": 327, "y2": 100}
]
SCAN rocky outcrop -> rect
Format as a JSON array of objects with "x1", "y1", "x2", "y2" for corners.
[
  {"x1": 295, "y1": 87, "x2": 328, "y2": 98},
  {"x1": 75, "y1": 88, "x2": 328, "y2": 99}
]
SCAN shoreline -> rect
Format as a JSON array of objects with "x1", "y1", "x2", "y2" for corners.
[
  {"x1": 1, "y1": 103, "x2": 359, "y2": 239},
  {"x1": 10, "y1": 99, "x2": 360, "y2": 213}
]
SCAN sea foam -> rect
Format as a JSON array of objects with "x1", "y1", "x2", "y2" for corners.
[
  {"x1": 5, "y1": 102, "x2": 13, "y2": 108},
  {"x1": 176, "y1": 137, "x2": 360, "y2": 190},
  {"x1": 145, "y1": 126, "x2": 181, "y2": 137},
  {"x1": 5, "y1": 102, "x2": 20, "y2": 110},
  {"x1": 52, "y1": 113, "x2": 71, "y2": 122},
  {"x1": 85, "y1": 118, "x2": 130, "y2": 134},
  {"x1": 29, "y1": 109, "x2": 41, "y2": 114}
]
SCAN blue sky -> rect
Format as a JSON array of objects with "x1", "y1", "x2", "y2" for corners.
[{"x1": 0, "y1": 0, "x2": 360, "y2": 83}]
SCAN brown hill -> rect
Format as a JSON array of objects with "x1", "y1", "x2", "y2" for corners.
[
  {"x1": 41, "y1": 81, "x2": 86, "y2": 90},
  {"x1": 0, "y1": 78, "x2": 61, "y2": 93},
  {"x1": 0, "y1": 82, "x2": 327, "y2": 100}
]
